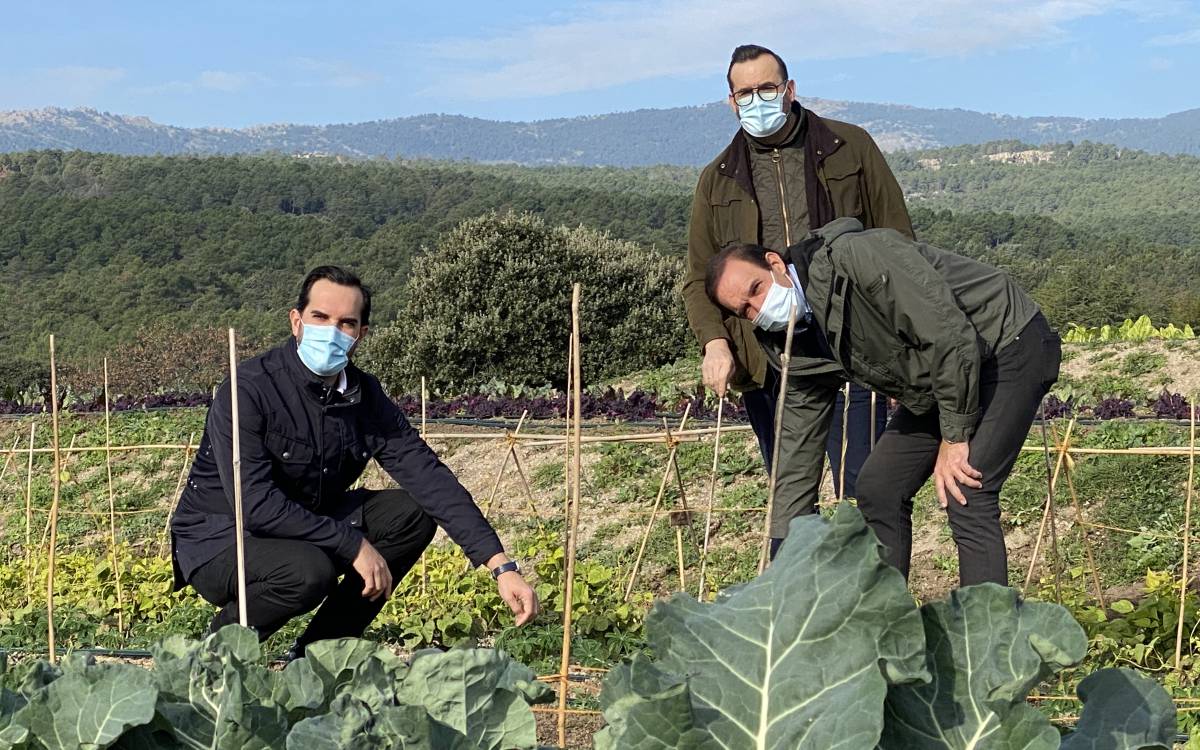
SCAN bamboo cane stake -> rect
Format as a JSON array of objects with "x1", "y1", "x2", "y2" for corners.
[
  {"x1": 46, "y1": 335, "x2": 62, "y2": 664},
  {"x1": 838, "y1": 381, "x2": 850, "y2": 500},
  {"x1": 1023, "y1": 417, "x2": 1076, "y2": 594},
  {"x1": 663, "y1": 417, "x2": 689, "y2": 593},
  {"x1": 557, "y1": 283, "x2": 584, "y2": 749},
  {"x1": 623, "y1": 405, "x2": 692, "y2": 601},
  {"x1": 157, "y1": 432, "x2": 195, "y2": 558},
  {"x1": 34, "y1": 434, "x2": 76, "y2": 559},
  {"x1": 228, "y1": 329, "x2": 249, "y2": 627},
  {"x1": 23, "y1": 422, "x2": 35, "y2": 600},
  {"x1": 760, "y1": 301, "x2": 799, "y2": 573},
  {"x1": 102, "y1": 360, "x2": 126, "y2": 633},
  {"x1": 697, "y1": 398, "x2": 725, "y2": 600},
  {"x1": 1038, "y1": 404, "x2": 1064, "y2": 604},
  {"x1": 480, "y1": 411, "x2": 529, "y2": 519},
  {"x1": 0, "y1": 434, "x2": 19, "y2": 489},
  {"x1": 509, "y1": 445, "x2": 550, "y2": 533},
  {"x1": 420, "y1": 376, "x2": 428, "y2": 439},
  {"x1": 1056, "y1": 421, "x2": 1105, "y2": 608},
  {"x1": 1174, "y1": 394, "x2": 1197, "y2": 672}
]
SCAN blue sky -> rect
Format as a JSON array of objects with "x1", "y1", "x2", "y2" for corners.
[{"x1": 2, "y1": 0, "x2": 1198, "y2": 127}]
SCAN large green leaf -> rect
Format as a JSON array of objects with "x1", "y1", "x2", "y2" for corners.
[
  {"x1": 150, "y1": 625, "x2": 288, "y2": 750},
  {"x1": 302, "y1": 637, "x2": 407, "y2": 710},
  {"x1": 398, "y1": 647, "x2": 550, "y2": 750},
  {"x1": 880, "y1": 583, "x2": 1088, "y2": 749},
  {"x1": 285, "y1": 694, "x2": 468, "y2": 750},
  {"x1": 14, "y1": 661, "x2": 156, "y2": 750},
  {"x1": 1059, "y1": 668, "x2": 1175, "y2": 750},
  {"x1": 601, "y1": 504, "x2": 929, "y2": 749},
  {"x1": 593, "y1": 654, "x2": 716, "y2": 750}
]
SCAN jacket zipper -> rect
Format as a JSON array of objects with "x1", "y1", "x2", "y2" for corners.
[{"x1": 772, "y1": 149, "x2": 792, "y2": 247}]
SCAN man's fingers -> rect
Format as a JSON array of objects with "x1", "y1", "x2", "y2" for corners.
[
  {"x1": 948, "y1": 476, "x2": 969, "y2": 506},
  {"x1": 934, "y1": 476, "x2": 948, "y2": 509}
]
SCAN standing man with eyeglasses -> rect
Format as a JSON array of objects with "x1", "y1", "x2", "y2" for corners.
[{"x1": 682, "y1": 44, "x2": 914, "y2": 556}]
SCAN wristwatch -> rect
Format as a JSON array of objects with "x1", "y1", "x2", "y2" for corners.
[{"x1": 491, "y1": 560, "x2": 521, "y2": 579}]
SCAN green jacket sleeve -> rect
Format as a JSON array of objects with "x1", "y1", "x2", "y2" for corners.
[
  {"x1": 861, "y1": 134, "x2": 915, "y2": 240},
  {"x1": 850, "y1": 238, "x2": 981, "y2": 442},
  {"x1": 682, "y1": 176, "x2": 731, "y2": 350}
]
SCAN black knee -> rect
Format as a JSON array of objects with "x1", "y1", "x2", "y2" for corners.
[
  {"x1": 277, "y1": 552, "x2": 338, "y2": 609},
  {"x1": 851, "y1": 465, "x2": 889, "y2": 508}
]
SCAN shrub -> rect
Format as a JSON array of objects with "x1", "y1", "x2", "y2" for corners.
[{"x1": 361, "y1": 212, "x2": 688, "y2": 394}]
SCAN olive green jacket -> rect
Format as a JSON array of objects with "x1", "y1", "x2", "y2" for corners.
[
  {"x1": 777, "y1": 217, "x2": 1039, "y2": 439},
  {"x1": 683, "y1": 103, "x2": 914, "y2": 391}
]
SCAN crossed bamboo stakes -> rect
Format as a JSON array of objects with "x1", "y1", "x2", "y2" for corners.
[{"x1": 4, "y1": 295, "x2": 1199, "y2": 748}]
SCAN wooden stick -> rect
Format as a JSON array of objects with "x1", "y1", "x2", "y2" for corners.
[
  {"x1": 557, "y1": 283, "x2": 584, "y2": 749},
  {"x1": 228, "y1": 329, "x2": 249, "y2": 628},
  {"x1": 838, "y1": 381, "x2": 850, "y2": 500},
  {"x1": 509, "y1": 446, "x2": 549, "y2": 533},
  {"x1": 1056, "y1": 421, "x2": 1105, "y2": 608},
  {"x1": 1023, "y1": 417, "x2": 1075, "y2": 594},
  {"x1": 23, "y1": 422, "x2": 35, "y2": 600},
  {"x1": 760, "y1": 301, "x2": 799, "y2": 573},
  {"x1": 623, "y1": 405, "x2": 692, "y2": 601},
  {"x1": 102, "y1": 359, "x2": 126, "y2": 633},
  {"x1": 480, "y1": 411, "x2": 528, "y2": 519},
  {"x1": 664, "y1": 416, "x2": 691, "y2": 593},
  {"x1": 46, "y1": 335, "x2": 61, "y2": 664},
  {"x1": 0, "y1": 434, "x2": 20, "y2": 489},
  {"x1": 420, "y1": 376, "x2": 428, "y2": 439},
  {"x1": 1175, "y1": 394, "x2": 1197, "y2": 672},
  {"x1": 1039, "y1": 405, "x2": 1064, "y2": 605},
  {"x1": 698, "y1": 398, "x2": 725, "y2": 600},
  {"x1": 157, "y1": 433, "x2": 195, "y2": 558}
]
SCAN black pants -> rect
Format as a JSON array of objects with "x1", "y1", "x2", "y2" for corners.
[
  {"x1": 854, "y1": 313, "x2": 1061, "y2": 586},
  {"x1": 745, "y1": 376, "x2": 887, "y2": 495},
  {"x1": 188, "y1": 488, "x2": 436, "y2": 649}
]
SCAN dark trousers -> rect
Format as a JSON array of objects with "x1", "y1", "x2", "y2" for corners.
[
  {"x1": 744, "y1": 376, "x2": 887, "y2": 499},
  {"x1": 854, "y1": 313, "x2": 1061, "y2": 586},
  {"x1": 188, "y1": 488, "x2": 436, "y2": 649}
]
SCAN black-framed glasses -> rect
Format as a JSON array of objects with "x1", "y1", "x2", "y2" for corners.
[{"x1": 731, "y1": 81, "x2": 786, "y2": 107}]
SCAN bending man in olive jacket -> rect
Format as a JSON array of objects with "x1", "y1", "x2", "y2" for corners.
[
  {"x1": 705, "y1": 218, "x2": 1062, "y2": 585},
  {"x1": 683, "y1": 44, "x2": 913, "y2": 536}
]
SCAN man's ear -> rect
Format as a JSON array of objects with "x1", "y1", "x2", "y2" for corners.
[
  {"x1": 727, "y1": 94, "x2": 740, "y2": 118},
  {"x1": 288, "y1": 308, "x2": 303, "y2": 339},
  {"x1": 764, "y1": 251, "x2": 788, "y2": 274}
]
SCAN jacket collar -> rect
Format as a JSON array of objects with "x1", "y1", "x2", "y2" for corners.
[
  {"x1": 282, "y1": 337, "x2": 362, "y2": 406},
  {"x1": 716, "y1": 101, "x2": 844, "y2": 199}
]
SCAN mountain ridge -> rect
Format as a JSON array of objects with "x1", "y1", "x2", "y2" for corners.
[{"x1": 1, "y1": 98, "x2": 1198, "y2": 165}]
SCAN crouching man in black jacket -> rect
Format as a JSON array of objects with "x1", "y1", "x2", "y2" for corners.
[{"x1": 171, "y1": 266, "x2": 538, "y2": 654}]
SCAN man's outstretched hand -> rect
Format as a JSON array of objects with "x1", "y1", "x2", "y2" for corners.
[
  {"x1": 701, "y1": 338, "x2": 735, "y2": 398},
  {"x1": 353, "y1": 538, "x2": 393, "y2": 601},
  {"x1": 487, "y1": 553, "x2": 539, "y2": 626}
]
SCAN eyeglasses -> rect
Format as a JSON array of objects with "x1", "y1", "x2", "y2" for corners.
[{"x1": 731, "y1": 81, "x2": 787, "y2": 107}]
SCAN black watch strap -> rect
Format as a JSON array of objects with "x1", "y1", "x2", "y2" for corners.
[{"x1": 491, "y1": 560, "x2": 520, "y2": 579}]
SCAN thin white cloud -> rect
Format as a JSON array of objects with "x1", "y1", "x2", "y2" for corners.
[
  {"x1": 291, "y1": 57, "x2": 383, "y2": 88},
  {"x1": 132, "y1": 71, "x2": 270, "y2": 96},
  {"x1": 1149, "y1": 27, "x2": 1200, "y2": 45},
  {"x1": 422, "y1": 0, "x2": 1176, "y2": 99}
]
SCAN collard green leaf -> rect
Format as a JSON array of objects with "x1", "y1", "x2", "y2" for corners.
[
  {"x1": 14, "y1": 661, "x2": 156, "y2": 750},
  {"x1": 880, "y1": 583, "x2": 1088, "y2": 749},
  {"x1": 593, "y1": 654, "x2": 716, "y2": 750},
  {"x1": 398, "y1": 647, "x2": 547, "y2": 750},
  {"x1": 285, "y1": 694, "x2": 467, "y2": 750},
  {"x1": 1059, "y1": 668, "x2": 1175, "y2": 750},
  {"x1": 303, "y1": 638, "x2": 406, "y2": 707},
  {"x1": 602, "y1": 504, "x2": 928, "y2": 749}
]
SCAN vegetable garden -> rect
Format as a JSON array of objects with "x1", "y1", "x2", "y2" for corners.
[{"x1": 0, "y1": 300, "x2": 1197, "y2": 748}]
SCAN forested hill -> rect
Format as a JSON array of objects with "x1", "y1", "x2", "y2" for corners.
[
  {"x1": 2, "y1": 145, "x2": 1197, "y2": 371},
  {"x1": 2, "y1": 100, "x2": 1198, "y2": 165}
]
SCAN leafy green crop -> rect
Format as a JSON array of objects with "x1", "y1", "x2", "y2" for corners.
[
  {"x1": 0, "y1": 626, "x2": 553, "y2": 749},
  {"x1": 596, "y1": 504, "x2": 1177, "y2": 749}
]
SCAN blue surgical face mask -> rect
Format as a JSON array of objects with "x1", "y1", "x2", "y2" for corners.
[
  {"x1": 738, "y1": 94, "x2": 788, "y2": 138},
  {"x1": 297, "y1": 323, "x2": 357, "y2": 376},
  {"x1": 753, "y1": 270, "x2": 800, "y2": 332}
]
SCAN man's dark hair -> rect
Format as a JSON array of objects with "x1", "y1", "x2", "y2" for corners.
[
  {"x1": 705, "y1": 244, "x2": 773, "y2": 310},
  {"x1": 296, "y1": 265, "x2": 372, "y2": 326},
  {"x1": 727, "y1": 44, "x2": 789, "y2": 91}
]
